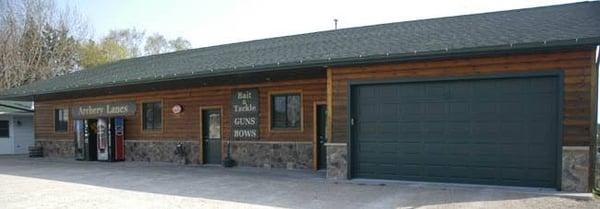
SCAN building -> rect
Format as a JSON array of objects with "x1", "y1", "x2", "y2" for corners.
[
  {"x1": 0, "y1": 101, "x2": 34, "y2": 155},
  {"x1": 0, "y1": 2, "x2": 599, "y2": 192}
]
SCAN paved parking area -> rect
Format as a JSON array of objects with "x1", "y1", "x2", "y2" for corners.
[{"x1": 0, "y1": 156, "x2": 597, "y2": 209}]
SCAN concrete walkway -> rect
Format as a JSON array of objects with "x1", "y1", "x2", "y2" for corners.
[{"x1": 0, "y1": 156, "x2": 597, "y2": 209}]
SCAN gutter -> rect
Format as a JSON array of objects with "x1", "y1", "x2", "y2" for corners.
[
  {"x1": 0, "y1": 103, "x2": 34, "y2": 112},
  {"x1": 0, "y1": 112, "x2": 34, "y2": 116},
  {"x1": 1, "y1": 37, "x2": 600, "y2": 100}
]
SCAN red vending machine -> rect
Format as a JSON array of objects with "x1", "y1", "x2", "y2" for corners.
[
  {"x1": 97, "y1": 117, "x2": 125, "y2": 162},
  {"x1": 113, "y1": 117, "x2": 125, "y2": 161}
]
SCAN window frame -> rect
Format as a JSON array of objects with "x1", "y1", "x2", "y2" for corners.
[
  {"x1": 53, "y1": 107, "x2": 69, "y2": 133},
  {"x1": 141, "y1": 100, "x2": 163, "y2": 132},
  {"x1": 0, "y1": 120, "x2": 9, "y2": 138},
  {"x1": 268, "y1": 91, "x2": 303, "y2": 132}
]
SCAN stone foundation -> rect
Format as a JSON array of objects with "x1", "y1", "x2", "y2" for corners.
[
  {"x1": 229, "y1": 141, "x2": 312, "y2": 169},
  {"x1": 326, "y1": 143, "x2": 347, "y2": 180},
  {"x1": 36, "y1": 139, "x2": 312, "y2": 169},
  {"x1": 561, "y1": 146, "x2": 590, "y2": 192},
  {"x1": 125, "y1": 140, "x2": 201, "y2": 164},
  {"x1": 36, "y1": 139, "x2": 73, "y2": 158}
]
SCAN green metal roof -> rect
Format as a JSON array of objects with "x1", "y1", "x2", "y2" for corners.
[{"x1": 1, "y1": 2, "x2": 600, "y2": 100}]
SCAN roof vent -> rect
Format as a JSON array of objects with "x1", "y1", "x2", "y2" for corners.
[{"x1": 334, "y1": 19, "x2": 338, "y2": 30}]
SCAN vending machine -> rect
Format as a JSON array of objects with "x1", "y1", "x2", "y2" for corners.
[
  {"x1": 97, "y1": 118, "x2": 109, "y2": 161},
  {"x1": 74, "y1": 120, "x2": 85, "y2": 160},
  {"x1": 97, "y1": 117, "x2": 125, "y2": 162},
  {"x1": 113, "y1": 117, "x2": 125, "y2": 161}
]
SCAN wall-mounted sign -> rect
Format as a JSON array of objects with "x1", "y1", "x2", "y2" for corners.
[
  {"x1": 172, "y1": 104, "x2": 183, "y2": 114},
  {"x1": 71, "y1": 101, "x2": 136, "y2": 119},
  {"x1": 231, "y1": 88, "x2": 259, "y2": 140}
]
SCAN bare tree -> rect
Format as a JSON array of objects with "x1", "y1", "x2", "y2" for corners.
[
  {"x1": 0, "y1": 0, "x2": 87, "y2": 90},
  {"x1": 144, "y1": 33, "x2": 169, "y2": 55},
  {"x1": 168, "y1": 37, "x2": 191, "y2": 52},
  {"x1": 104, "y1": 28, "x2": 145, "y2": 57}
]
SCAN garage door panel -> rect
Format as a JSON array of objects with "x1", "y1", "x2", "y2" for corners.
[
  {"x1": 352, "y1": 75, "x2": 559, "y2": 188},
  {"x1": 529, "y1": 78, "x2": 557, "y2": 93}
]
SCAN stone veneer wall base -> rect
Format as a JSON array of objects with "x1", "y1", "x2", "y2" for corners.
[
  {"x1": 36, "y1": 139, "x2": 74, "y2": 158},
  {"x1": 229, "y1": 141, "x2": 312, "y2": 169},
  {"x1": 562, "y1": 146, "x2": 590, "y2": 192},
  {"x1": 125, "y1": 140, "x2": 201, "y2": 164},
  {"x1": 325, "y1": 143, "x2": 347, "y2": 180},
  {"x1": 36, "y1": 139, "x2": 313, "y2": 170}
]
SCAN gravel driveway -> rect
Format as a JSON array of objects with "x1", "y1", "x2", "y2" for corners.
[{"x1": 0, "y1": 156, "x2": 597, "y2": 209}]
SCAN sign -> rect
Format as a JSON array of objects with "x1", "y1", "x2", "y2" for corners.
[
  {"x1": 71, "y1": 101, "x2": 136, "y2": 119},
  {"x1": 231, "y1": 88, "x2": 259, "y2": 140},
  {"x1": 172, "y1": 104, "x2": 183, "y2": 114}
]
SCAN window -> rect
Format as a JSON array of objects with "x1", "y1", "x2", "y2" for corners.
[
  {"x1": 54, "y1": 108, "x2": 69, "y2": 132},
  {"x1": 0, "y1": 121, "x2": 8, "y2": 137},
  {"x1": 271, "y1": 93, "x2": 301, "y2": 129},
  {"x1": 142, "y1": 102, "x2": 162, "y2": 130}
]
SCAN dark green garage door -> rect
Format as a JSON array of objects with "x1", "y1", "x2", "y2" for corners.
[{"x1": 351, "y1": 75, "x2": 559, "y2": 188}]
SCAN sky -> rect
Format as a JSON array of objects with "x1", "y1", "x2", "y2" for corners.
[{"x1": 56, "y1": 0, "x2": 583, "y2": 48}]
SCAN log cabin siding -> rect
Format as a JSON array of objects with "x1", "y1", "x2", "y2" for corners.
[
  {"x1": 35, "y1": 78, "x2": 327, "y2": 142},
  {"x1": 329, "y1": 49, "x2": 598, "y2": 146}
]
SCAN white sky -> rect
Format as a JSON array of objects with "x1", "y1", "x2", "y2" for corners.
[{"x1": 58, "y1": 0, "x2": 583, "y2": 48}]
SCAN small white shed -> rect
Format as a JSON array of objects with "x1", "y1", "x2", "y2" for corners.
[{"x1": 0, "y1": 101, "x2": 34, "y2": 155}]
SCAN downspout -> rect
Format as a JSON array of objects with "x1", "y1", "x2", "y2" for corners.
[{"x1": 594, "y1": 45, "x2": 599, "y2": 197}]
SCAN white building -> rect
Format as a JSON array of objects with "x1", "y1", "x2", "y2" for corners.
[{"x1": 0, "y1": 101, "x2": 34, "y2": 155}]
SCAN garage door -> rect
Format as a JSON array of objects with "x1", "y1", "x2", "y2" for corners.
[{"x1": 351, "y1": 75, "x2": 559, "y2": 188}]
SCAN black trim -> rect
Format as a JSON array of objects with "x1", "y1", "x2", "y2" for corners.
[
  {"x1": 54, "y1": 108, "x2": 69, "y2": 132},
  {"x1": 346, "y1": 70, "x2": 564, "y2": 189},
  {"x1": 142, "y1": 102, "x2": 162, "y2": 131},
  {"x1": 270, "y1": 93, "x2": 302, "y2": 129}
]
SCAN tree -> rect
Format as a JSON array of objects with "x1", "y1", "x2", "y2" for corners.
[
  {"x1": 104, "y1": 28, "x2": 145, "y2": 57},
  {"x1": 78, "y1": 39, "x2": 128, "y2": 69},
  {"x1": 78, "y1": 31, "x2": 193, "y2": 68},
  {"x1": 78, "y1": 28, "x2": 144, "y2": 68},
  {"x1": 168, "y1": 37, "x2": 191, "y2": 51},
  {"x1": 0, "y1": 0, "x2": 87, "y2": 90},
  {"x1": 144, "y1": 33, "x2": 169, "y2": 55}
]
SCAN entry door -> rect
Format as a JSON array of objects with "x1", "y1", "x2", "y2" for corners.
[
  {"x1": 12, "y1": 116, "x2": 33, "y2": 154},
  {"x1": 351, "y1": 75, "x2": 559, "y2": 188},
  {"x1": 85, "y1": 119, "x2": 98, "y2": 161},
  {"x1": 316, "y1": 105, "x2": 328, "y2": 169},
  {"x1": 203, "y1": 109, "x2": 222, "y2": 164}
]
